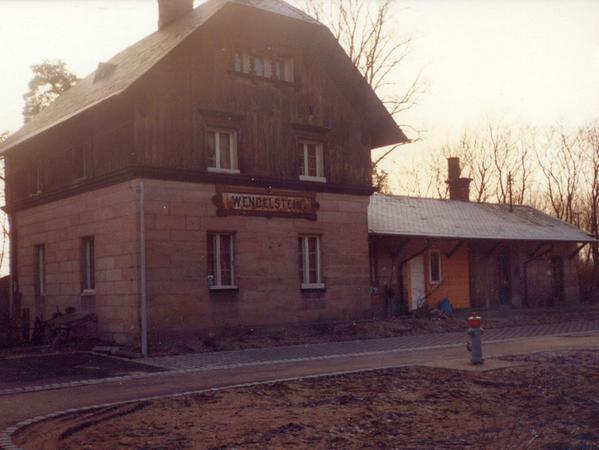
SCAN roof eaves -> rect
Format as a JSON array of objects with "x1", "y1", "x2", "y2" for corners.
[{"x1": 368, "y1": 229, "x2": 596, "y2": 243}]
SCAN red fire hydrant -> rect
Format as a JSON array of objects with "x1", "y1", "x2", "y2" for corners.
[{"x1": 467, "y1": 313, "x2": 484, "y2": 365}]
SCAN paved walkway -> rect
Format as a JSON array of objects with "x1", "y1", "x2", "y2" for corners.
[
  {"x1": 2, "y1": 319, "x2": 597, "y2": 399},
  {"x1": 3, "y1": 331, "x2": 599, "y2": 450},
  {"x1": 146, "y1": 319, "x2": 599, "y2": 370}
]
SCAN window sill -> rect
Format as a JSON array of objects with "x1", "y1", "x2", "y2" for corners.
[
  {"x1": 299, "y1": 175, "x2": 327, "y2": 183},
  {"x1": 208, "y1": 167, "x2": 241, "y2": 175},
  {"x1": 209, "y1": 285, "x2": 239, "y2": 292},
  {"x1": 301, "y1": 283, "x2": 326, "y2": 292},
  {"x1": 229, "y1": 70, "x2": 295, "y2": 86},
  {"x1": 81, "y1": 289, "x2": 96, "y2": 296}
]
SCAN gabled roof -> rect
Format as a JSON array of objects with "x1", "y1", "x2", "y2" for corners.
[
  {"x1": 369, "y1": 193, "x2": 595, "y2": 243},
  {"x1": 0, "y1": 0, "x2": 404, "y2": 154}
]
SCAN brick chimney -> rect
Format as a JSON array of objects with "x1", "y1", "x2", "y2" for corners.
[
  {"x1": 158, "y1": 0, "x2": 193, "y2": 29},
  {"x1": 446, "y1": 157, "x2": 472, "y2": 202}
]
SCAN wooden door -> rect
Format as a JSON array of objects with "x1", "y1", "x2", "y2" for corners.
[
  {"x1": 551, "y1": 256, "x2": 565, "y2": 304},
  {"x1": 410, "y1": 256, "x2": 426, "y2": 310},
  {"x1": 497, "y1": 247, "x2": 512, "y2": 306}
]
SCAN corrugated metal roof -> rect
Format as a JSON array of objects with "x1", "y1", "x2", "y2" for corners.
[
  {"x1": 0, "y1": 0, "x2": 321, "y2": 155},
  {"x1": 368, "y1": 193, "x2": 595, "y2": 243}
]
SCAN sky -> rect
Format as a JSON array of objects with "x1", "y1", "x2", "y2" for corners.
[
  {"x1": 389, "y1": 0, "x2": 599, "y2": 184},
  {"x1": 0, "y1": 0, "x2": 598, "y2": 188}
]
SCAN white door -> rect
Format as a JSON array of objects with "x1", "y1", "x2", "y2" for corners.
[{"x1": 410, "y1": 256, "x2": 426, "y2": 310}]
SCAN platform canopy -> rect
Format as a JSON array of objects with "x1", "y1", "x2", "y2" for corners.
[{"x1": 368, "y1": 193, "x2": 595, "y2": 243}]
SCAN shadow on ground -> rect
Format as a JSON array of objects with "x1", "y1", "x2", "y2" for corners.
[{"x1": 0, "y1": 352, "x2": 165, "y2": 390}]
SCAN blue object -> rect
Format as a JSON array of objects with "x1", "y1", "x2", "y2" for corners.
[{"x1": 438, "y1": 298, "x2": 453, "y2": 315}]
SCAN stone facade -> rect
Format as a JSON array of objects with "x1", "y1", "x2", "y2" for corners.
[
  {"x1": 15, "y1": 179, "x2": 372, "y2": 345},
  {"x1": 15, "y1": 181, "x2": 140, "y2": 345},
  {"x1": 142, "y1": 179, "x2": 371, "y2": 342}
]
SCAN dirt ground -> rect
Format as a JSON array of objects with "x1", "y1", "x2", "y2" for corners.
[
  {"x1": 151, "y1": 304, "x2": 599, "y2": 355},
  {"x1": 15, "y1": 349, "x2": 599, "y2": 450}
]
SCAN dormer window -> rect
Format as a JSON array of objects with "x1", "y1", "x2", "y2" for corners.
[
  {"x1": 232, "y1": 51, "x2": 294, "y2": 83},
  {"x1": 207, "y1": 128, "x2": 239, "y2": 174},
  {"x1": 298, "y1": 140, "x2": 325, "y2": 182}
]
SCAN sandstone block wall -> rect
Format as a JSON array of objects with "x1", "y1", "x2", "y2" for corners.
[
  {"x1": 15, "y1": 181, "x2": 140, "y2": 345},
  {"x1": 142, "y1": 179, "x2": 372, "y2": 341}
]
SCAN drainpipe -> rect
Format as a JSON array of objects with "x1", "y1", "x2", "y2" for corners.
[
  {"x1": 139, "y1": 180, "x2": 148, "y2": 357},
  {"x1": 4, "y1": 160, "x2": 20, "y2": 322},
  {"x1": 7, "y1": 212, "x2": 18, "y2": 317}
]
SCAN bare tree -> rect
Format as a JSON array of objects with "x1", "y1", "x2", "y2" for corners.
[
  {"x1": 395, "y1": 155, "x2": 444, "y2": 199},
  {"x1": 429, "y1": 123, "x2": 537, "y2": 205},
  {"x1": 578, "y1": 124, "x2": 599, "y2": 290},
  {"x1": 304, "y1": 0, "x2": 424, "y2": 187},
  {"x1": 537, "y1": 125, "x2": 586, "y2": 225}
]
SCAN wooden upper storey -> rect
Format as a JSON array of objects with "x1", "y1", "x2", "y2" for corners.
[{"x1": 3, "y1": 2, "x2": 406, "y2": 210}]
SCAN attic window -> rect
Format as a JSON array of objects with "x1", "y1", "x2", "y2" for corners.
[
  {"x1": 94, "y1": 62, "x2": 117, "y2": 82},
  {"x1": 232, "y1": 51, "x2": 293, "y2": 83}
]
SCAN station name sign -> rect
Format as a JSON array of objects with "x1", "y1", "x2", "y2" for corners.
[{"x1": 214, "y1": 187, "x2": 318, "y2": 220}]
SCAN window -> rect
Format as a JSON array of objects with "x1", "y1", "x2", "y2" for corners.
[
  {"x1": 271, "y1": 59, "x2": 283, "y2": 80},
  {"x1": 207, "y1": 128, "x2": 239, "y2": 174},
  {"x1": 429, "y1": 249, "x2": 442, "y2": 284},
  {"x1": 81, "y1": 236, "x2": 95, "y2": 292},
  {"x1": 34, "y1": 245, "x2": 46, "y2": 297},
  {"x1": 232, "y1": 51, "x2": 294, "y2": 82},
  {"x1": 298, "y1": 235, "x2": 324, "y2": 289},
  {"x1": 254, "y1": 55, "x2": 265, "y2": 77},
  {"x1": 207, "y1": 232, "x2": 236, "y2": 289},
  {"x1": 298, "y1": 141, "x2": 325, "y2": 182},
  {"x1": 29, "y1": 163, "x2": 44, "y2": 195}
]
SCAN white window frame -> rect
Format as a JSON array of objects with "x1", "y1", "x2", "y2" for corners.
[
  {"x1": 206, "y1": 128, "x2": 240, "y2": 174},
  {"x1": 429, "y1": 249, "x2": 442, "y2": 284},
  {"x1": 233, "y1": 51, "x2": 294, "y2": 82},
  {"x1": 35, "y1": 244, "x2": 46, "y2": 297},
  {"x1": 82, "y1": 236, "x2": 96, "y2": 294},
  {"x1": 299, "y1": 235, "x2": 324, "y2": 289},
  {"x1": 208, "y1": 232, "x2": 237, "y2": 290},
  {"x1": 29, "y1": 163, "x2": 43, "y2": 196},
  {"x1": 299, "y1": 140, "x2": 326, "y2": 183}
]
